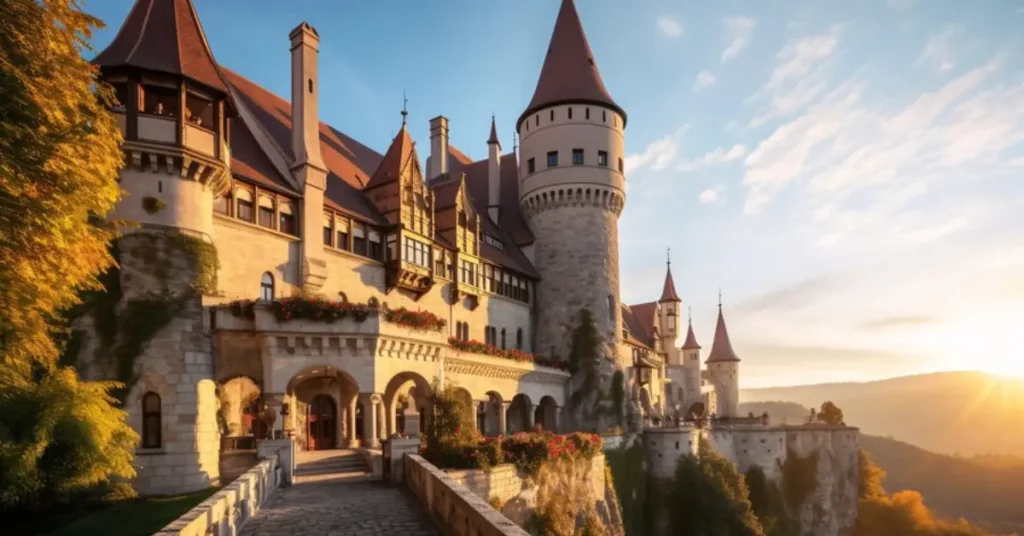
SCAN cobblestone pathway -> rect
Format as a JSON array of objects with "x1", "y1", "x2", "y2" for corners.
[{"x1": 240, "y1": 479, "x2": 440, "y2": 536}]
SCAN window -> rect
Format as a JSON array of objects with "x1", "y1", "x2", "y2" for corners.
[
  {"x1": 535, "y1": 114, "x2": 539, "y2": 126},
  {"x1": 336, "y1": 215, "x2": 350, "y2": 251},
  {"x1": 585, "y1": 107, "x2": 590, "y2": 120},
  {"x1": 260, "y1": 272, "x2": 274, "y2": 301},
  {"x1": 185, "y1": 92, "x2": 213, "y2": 128},
  {"x1": 111, "y1": 82, "x2": 129, "y2": 113},
  {"x1": 386, "y1": 234, "x2": 397, "y2": 261},
  {"x1": 484, "y1": 234, "x2": 504, "y2": 249},
  {"x1": 485, "y1": 326, "x2": 495, "y2": 346},
  {"x1": 322, "y1": 213, "x2": 333, "y2": 246},
  {"x1": 602, "y1": 110, "x2": 607, "y2": 122},
  {"x1": 142, "y1": 392, "x2": 162, "y2": 449},
  {"x1": 236, "y1": 188, "x2": 254, "y2": 222},
  {"x1": 516, "y1": 328, "x2": 523, "y2": 350},
  {"x1": 618, "y1": 157, "x2": 624, "y2": 173},
  {"x1": 572, "y1": 149, "x2": 584, "y2": 165},
  {"x1": 214, "y1": 192, "x2": 230, "y2": 215},
  {"x1": 500, "y1": 328, "x2": 506, "y2": 350},
  {"x1": 459, "y1": 260, "x2": 477, "y2": 287},
  {"x1": 258, "y1": 195, "x2": 274, "y2": 229},
  {"x1": 352, "y1": 222, "x2": 367, "y2": 255},
  {"x1": 434, "y1": 250, "x2": 447, "y2": 277},
  {"x1": 404, "y1": 237, "x2": 430, "y2": 268},
  {"x1": 597, "y1": 150, "x2": 608, "y2": 167},
  {"x1": 527, "y1": 158, "x2": 535, "y2": 174},
  {"x1": 279, "y1": 202, "x2": 296, "y2": 235},
  {"x1": 368, "y1": 230, "x2": 382, "y2": 260},
  {"x1": 550, "y1": 110, "x2": 554, "y2": 121},
  {"x1": 568, "y1": 107, "x2": 573, "y2": 119},
  {"x1": 547, "y1": 151, "x2": 558, "y2": 168},
  {"x1": 623, "y1": 329, "x2": 629, "y2": 340},
  {"x1": 141, "y1": 84, "x2": 178, "y2": 117}
]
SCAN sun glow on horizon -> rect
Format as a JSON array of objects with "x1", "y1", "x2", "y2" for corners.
[{"x1": 928, "y1": 306, "x2": 1024, "y2": 379}]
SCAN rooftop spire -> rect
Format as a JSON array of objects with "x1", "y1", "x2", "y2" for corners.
[
  {"x1": 401, "y1": 91, "x2": 409, "y2": 126},
  {"x1": 683, "y1": 308, "x2": 701, "y2": 350},
  {"x1": 488, "y1": 115, "x2": 500, "y2": 146},
  {"x1": 94, "y1": 0, "x2": 229, "y2": 94},
  {"x1": 659, "y1": 252, "x2": 681, "y2": 303},
  {"x1": 706, "y1": 300, "x2": 740, "y2": 363},
  {"x1": 517, "y1": 0, "x2": 625, "y2": 130}
]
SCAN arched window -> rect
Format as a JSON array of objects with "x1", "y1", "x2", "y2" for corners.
[
  {"x1": 142, "y1": 392, "x2": 162, "y2": 449},
  {"x1": 260, "y1": 272, "x2": 274, "y2": 301}
]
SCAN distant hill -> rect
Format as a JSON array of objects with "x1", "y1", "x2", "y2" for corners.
[
  {"x1": 741, "y1": 371, "x2": 1024, "y2": 456},
  {"x1": 737, "y1": 401, "x2": 1024, "y2": 533}
]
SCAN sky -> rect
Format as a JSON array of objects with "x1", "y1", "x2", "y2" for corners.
[{"x1": 86, "y1": 0, "x2": 1024, "y2": 388}]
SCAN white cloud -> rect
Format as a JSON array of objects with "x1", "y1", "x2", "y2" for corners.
[
  {"x1": 747, "y1": 25, "x2": 843, "y2": 128},
  {"x1": 625, "y1": 127, "x2": 687, "y2": 174},
  {"x1": 677, "y1": 144, "x2": 747, "y2": 172},
  {"x1": 918, "y1": 26, "x2": 961, "y2": 72},
  {"x1": 741, "y1": 54, "x2": 1024, "y2": 248},
  {"x1": 721, "y1": 17, "x2": 757, "y2": 62},
  {"x1": 657, "y1": 16, "x2": 683, "y2": 38},
  {"x1": 693, "y1": 71, "x2": 716, "y2": 92},
  {"x1": 699, "y1": 188, "x2": 720, "y2": 204}
]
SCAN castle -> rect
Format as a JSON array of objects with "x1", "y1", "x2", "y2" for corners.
[{"x1": 76, "y1": 0, "x2": 855, "y2": 514}]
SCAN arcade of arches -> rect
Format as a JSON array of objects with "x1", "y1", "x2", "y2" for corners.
[{"x1": 218, "y1": 367, "x2": 565, "y2": 451}]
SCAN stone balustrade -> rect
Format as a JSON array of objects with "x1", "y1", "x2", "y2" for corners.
[
  {"x1": 154, "y1": 455, "x2": 280, "y2": 536},
  {"x1": 404, "y1": 454, "x2": 529, "y2": 536}
]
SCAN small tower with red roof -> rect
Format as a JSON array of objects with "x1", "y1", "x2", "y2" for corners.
[{"x1": 705, "y1": 295, "x2": 742, "y2": 418}]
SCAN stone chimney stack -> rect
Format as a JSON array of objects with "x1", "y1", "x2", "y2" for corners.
[
  {"x1": 429, "y1": 116, "x2": 449, "y2": 180},
  {"x1": 487, "y1": 116, "x2": 501, "y2": 224},
  {"x1": 289, "y1": 22, "x2": 328, "y2": 291}
]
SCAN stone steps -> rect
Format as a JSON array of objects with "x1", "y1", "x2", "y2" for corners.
[{"x1": 294, "y1": 449, "x2": 371, "y2": 482}]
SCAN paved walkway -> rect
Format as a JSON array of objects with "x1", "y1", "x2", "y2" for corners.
[{"x1": 240, "y1": 451, "x2": 439, "y2": 536}]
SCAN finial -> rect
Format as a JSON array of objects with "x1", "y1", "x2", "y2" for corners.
[
  {"x1": 688, "y1": 306, "x2": 692, "y2": 324},
  {"x1": 401, "y1": 90, "x2": 409, "y2": 125},
  {"x1": 718, "y1": 288, "x2": 723, "y2": 310},
  {"x1": 667, "y1": 247, "x2": 671, "y2": 266}
]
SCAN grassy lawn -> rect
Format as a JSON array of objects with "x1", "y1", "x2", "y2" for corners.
[{"x1": 45, "y1": 487, "x2": 220, "y2": 536}]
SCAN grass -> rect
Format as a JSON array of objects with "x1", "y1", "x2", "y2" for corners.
[{"x1": 45, "y1": 487, "x2": 219, "y2": 536}]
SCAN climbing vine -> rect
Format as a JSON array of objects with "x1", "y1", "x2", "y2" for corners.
[
  {"x1": 567, "y1": 309, "x2": 608, "y2": 429},
  {"x1": 782, "y1": 449, "x2": 820, "y2": 511},
  {"x1": 169, "y1": 232, "x2": 220, "y2": 295}
]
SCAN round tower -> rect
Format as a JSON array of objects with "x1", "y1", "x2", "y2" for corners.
[
  {"x1": 518, "y1": 0, "x2": 627, "y2": 364},
  {"x1": 706, "y1": 302, "x2": 741, "y2": 419}
]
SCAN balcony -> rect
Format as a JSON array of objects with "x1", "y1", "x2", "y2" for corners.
[
  {"x1": 184, "y1": 122, "x2": 216, "y2": 157},
  {"x1": 386, "y1": 260, "x2": 434, "y2": 297},
  {"x1": 137, "y1": 114, "x2": 177, "y2": 144}
]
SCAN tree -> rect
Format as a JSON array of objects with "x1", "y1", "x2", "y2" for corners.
[
  {"x1": 0, "y1": 0, "x2": 136, "y2": 512},
  {"x1": 746, "y1": 466, "x2": 798, "y2": 536},
  {"x1": 668, "y1": 436, "x2": 764, "y2": 536},
  {"x1": 818, "y1": 401, "x2": 845, "y2": 425},
  {"x1": 0, "y1": 0, "x2": 123, "y2": 378}
]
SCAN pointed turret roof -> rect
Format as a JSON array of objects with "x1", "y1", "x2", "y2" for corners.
[
  {"x1": 365, "y1": 124, "x2": 416, "y2": 190},
  {"x1": 683, "y1": 320, "x2": 701, "y2": 350},
  {"x1": 488, "y1": 116, "x2": 500, "y2": 146},
  {"x1": 94, "y1": 0, "x2": 229, "y2": 94},
  {"x1": 660, "y1": 261, "x2": 681, "y2": 302},
  {"x1": 706, "y1": 307, "x2": 741, "y2": 363},
  {"x1": 517, "y1": 0, "x2": 625, "y2": 130}
]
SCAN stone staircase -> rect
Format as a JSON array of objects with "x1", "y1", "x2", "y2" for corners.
[{"x1": 294, "y1": 449, "x2": 373, "y2": 484}]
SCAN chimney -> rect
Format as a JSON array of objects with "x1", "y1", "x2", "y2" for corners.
[
  {"x1": 429, "y1": 116, "x2": 449, "y2": 180},
  {"x1": 288, "y1": 22, "x2": 328, "y2": 291},
  {"x1": 487, "y1": 116, "x2": 501, "y2": 224},
  {"x1": 289, "y1": 22, "x2": 326, "y2": 180}
]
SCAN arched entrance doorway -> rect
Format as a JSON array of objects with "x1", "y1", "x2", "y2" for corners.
[
  {"x1": 534, "y1": 396, "x2": 558, "y2": 433},
  {"x1": 307, "y1": 394, "x2": 337, "y2": 450}
]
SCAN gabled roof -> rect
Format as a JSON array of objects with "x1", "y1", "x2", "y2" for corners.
[
  {"x1": 222, "y1": 69, "x2": 386, "y2": 224},
  {"x1": 622, "y1": 301, "x2": 657, "y2": 350},
  {"x1": 518, "y1": 0, "x2": 625, "y2": 130},
  {"x1": 660, "y1": 263, "x2": 681, "y2": 302},
  {"x1": 706, "y1": 308, "x2": 741, "y2": 363},
  {"x1": 365, "y1": 125, "x2": 417, "y2": 191},
  {"x1": 449, "y1": 149, "x2": 535, "y2": 247},
  {"x1": 94, "y1": 0, "x2": 229, "y2": 94},
  {"x1": 683, "y1": 320, "x2": 701, "y2": 350}
]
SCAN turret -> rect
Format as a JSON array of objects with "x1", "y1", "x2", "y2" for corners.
[
  {"x1": 518, "y1": 0, "x2": 627, "y2": 368},
  {"x1": 706, "y1": 299, "x2": 741, "y2": 418},
  {"x1": 658, "y1": 253, "x2": 682, "y2": 347},
  {"x1": 487, "y1": 116, "x2": 502, "y2": 224},
  {"x1": 94, "y1": 0, "x2": 233, "y2": 237}
]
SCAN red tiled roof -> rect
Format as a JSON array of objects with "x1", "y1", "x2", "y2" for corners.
[
  {"x1": 706, "y1": 308, "x2": 741, "y2": 363},
  {"x1": 229, "y1": 117, "x2": 296, "y2": 194},
  {"x1": 449, "y1": 146, "x2": 535, "y2": 248},
  {"x1": 222, "y1": 69, "x2": 386, "y2": 224},
  {"x1": 430, "y1": 176, "x2": 463, "y2": 210},
  {"x1": 365, "y1": 126, "x2": 416, "y2": 191},
  {"x1": 94, "y1": 0, "x2": 229, "y2": 94},
  {"x1": 683, "y1": 321, "x2": 701, "y2": 350},
  {"x1": 660, "y1": 263, "x2": 681, "y2": 302},
  {"x1": 518, "y1": 0, "x2": 625, "y2": 130},
  {"x1": 623, "y1": 301, "x2": 657, "y2": 349}
]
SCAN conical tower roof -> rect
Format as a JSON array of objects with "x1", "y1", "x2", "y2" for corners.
[
  {"x1": 94, "y1": 0, "x2": 229, "y2": 94},
  {"x1": 517, "y1": 0, "x2": 625, "y2": 130},
  {"x1": 660, "y1": 262, "x2": 681, "y2": 302},
  {"x1": 683, "y1": 320, "x2": 701, "y2": 350},
  {"x1": 488, "y1": 116, "x2": 500, "y2": 146},
  {"x1": 706, "y1": 307, "x2": 740, "y2": 363},
  {"x1": 365, "y1": 123, "x2": 417, "y2": 190}
]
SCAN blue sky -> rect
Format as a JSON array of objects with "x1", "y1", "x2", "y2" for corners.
[{"x1": 87, "y1": 1, "x2": 1024, "y2": 387}]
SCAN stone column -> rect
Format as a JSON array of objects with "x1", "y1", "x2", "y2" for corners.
[
  {"x1": 386, "y1": 398, "x2": 397, "y2": 438},
  {"x1": 346, "y1": 396, "x2": 359, "y2": 448},
  {"x1": 554, "y1": 406, "x2": 562, "y2": 434},
  {"x1": 361, "y1": 393, "x2": 380, "y2": 448},
  {"x1": 499, "y1": 401, "x2": 511, "y2": 435}
]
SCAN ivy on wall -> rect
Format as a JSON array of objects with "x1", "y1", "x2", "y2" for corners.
[
  {"x1": 782, "y1": 449, "x2": 821, "y2": 512},
  {"x1": 141, "y1": 196, "x2": 165, "y2": 214},
  {"x1": 568, "y1": 308, "x2": 611, "y2": 430}
]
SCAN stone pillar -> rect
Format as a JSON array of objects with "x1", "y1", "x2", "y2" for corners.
[
  {"x1": 361, "y1": 393, "x2": 380, "y2": 448},
  {"x1": 499, "y1": 401, "x2": 511, "y2": 435},
  {"x1": 554, "y1": 406, "x2": 562, "y2": 434},
  {"x1": 386, "y1": 398, "x2": 397, "y2": 438},
  {"x1": 346, "y1": 396, "x2": 359, "y2": 448},
  {"x1": 525, "y1": 403, "x2": 536, "y2": 432},
  {"x1": 263, "y1": 393, "x2": 286, "y2": 439},
  {"x1": 404, "y1": 405, "x2": 421, "y2": 436}
]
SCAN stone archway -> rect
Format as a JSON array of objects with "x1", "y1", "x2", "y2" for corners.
[
  {"x1": 382, "y1": 371, "x2": 434, "y2": 439},
  {"x1": 219, "y1": 376, "x2": 263, "y2": 441},
  {"x1": 482, "y1": 391, "x2": 504, "y2": 436},
  {"x1": 686, "y1": 401, "x2": 706, "y2": 420},
  {"x1": 288, "y1": 365, "x2": 360, "y2": 451},
  {"x1": 534, "y1": 396, "x2": 559, "y2": 433},
  {"x1": 507, "y1": 393, "x2": 534, "y2": 433}
]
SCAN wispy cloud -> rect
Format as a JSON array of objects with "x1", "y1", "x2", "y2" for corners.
[
  {"x1": 657, "y1": 16, "x2": 684, "y2": 38},
  {"x1": 721, "y1": 17, "x2": 757, "y2": 62},
  {"x1": 625, "y1": 127, "x2": 687, "y2": 174},
  {"x1": 859, "y1": 315, "x2": 936, "y2": 331},
  {"x1": 693, "y1": 70, "x2": 716, "y2": 92},
  {"x1": 677, "y1": 144, "x2": 747, "y2": 172},
  {"x1": 698, "y1": 188, "x2": 720, "y2": 204},
  {"x1": 918, "y1": 26, "x2": 961, "y2": 72}
]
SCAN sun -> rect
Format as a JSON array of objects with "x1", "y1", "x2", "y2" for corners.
[{"x1": 933, "y1": 308, "x2": 1024, "y2": 379}]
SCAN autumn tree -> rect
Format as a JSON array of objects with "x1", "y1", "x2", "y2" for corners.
[
  {"x1": 818, "y1": 401, "x2": 845, "y2": 425},
  {"x1": 0, "y1": 0, "x2": 136, "y2": 512},
  {"x1": 669, "y1": 436, "x2": 765, "y2": 536}
]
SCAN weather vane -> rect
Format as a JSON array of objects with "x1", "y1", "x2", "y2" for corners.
[{"x1": 401, "y1": 90, "x2": 408, "y2": 124}]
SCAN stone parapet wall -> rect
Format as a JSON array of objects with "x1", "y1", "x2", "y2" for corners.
[
  {"x1": 404, "y1": 455, "x2": 529, "y2": 536},
  {"x1": 155, "y1": 455, "x2": 281, "y2": 536}
]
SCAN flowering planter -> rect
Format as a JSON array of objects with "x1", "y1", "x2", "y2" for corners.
[{"x1": 448, "y1": 338, "x2": 569, "y2": 371}]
